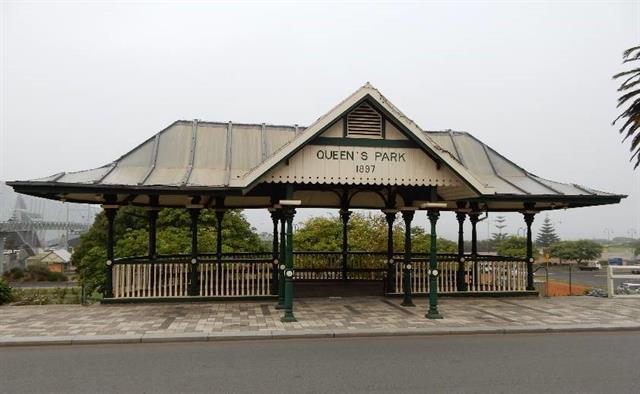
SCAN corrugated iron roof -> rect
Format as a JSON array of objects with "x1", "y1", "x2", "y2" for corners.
[
  {"x1": 8, "y1": 83, "x2": 622, "y2": 203},
  {"x1": 28, "y1": 125, "x2": 615, "y2": 198}
]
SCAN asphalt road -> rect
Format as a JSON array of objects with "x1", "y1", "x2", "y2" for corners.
[
  {"x1": 1, "y1": 333, "x2": 639, "y2": 394},
  {"x1": 539, "y1": 266, "x2": 640, "y2": 288}
]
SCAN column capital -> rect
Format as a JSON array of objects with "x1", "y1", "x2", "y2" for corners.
[
  {"x1": 427, "y1": 209, "x2": 440, "y2": 223},
  {"x1": 401, "y1": 209, "x2": 415, "y2": 222},
  {"x1": 282, "y1": 207, "x2": 296, "y2": 221},
  {"x1": 188, "y1": 207, "x2": 201, "y2": 219},
  {"x1": 104, "y1": 207, "x2": 118, "y2": 220},
  {"x1": 523, "y1": 212, "x2": 536, "y2": 226},
  {"x1": 455, "y1": 211, "x2": 467, "y2": 223},
  {"x1": 383, "y1": 210, "x2": 397, "y2": 223},
  {"x1": 339, "y1": 209, "x2": 352, "y2": 222},
  {"x1": 468, "y1": 211, "x2": 481, "y2": 224},
  {"x1": 269, "y1": 208, "x2": 282, "y2": 221}
]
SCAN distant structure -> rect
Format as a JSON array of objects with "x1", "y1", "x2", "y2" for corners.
[
  {"x1": 25, "y1": 249, "x2": 72, "y2": 273},
  {"x1": 0, "y1": 182, "x2": 97, "y2": 273}
]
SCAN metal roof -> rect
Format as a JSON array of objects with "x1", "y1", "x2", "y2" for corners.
[
  {"x1": 20, "y1": 125, "x2": 616, "y2": 199},
  {"x1": 8, "y1": 83, "x2": 624, "y2": 208},
  {"x1": 427, "y1": 131, "x2": 616, "y2": 198}
]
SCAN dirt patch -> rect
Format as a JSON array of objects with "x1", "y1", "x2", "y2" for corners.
[{"x1": 546, "y1": 280, "x2": 591, "y2": 296}]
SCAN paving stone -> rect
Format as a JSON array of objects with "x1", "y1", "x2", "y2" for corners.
[{"x1": 1, "y1": 296, "x2": 639, "y2": 343}]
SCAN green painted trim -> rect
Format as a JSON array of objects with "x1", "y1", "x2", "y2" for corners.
[
  {"x1": 310, "y1": 137, "x2": 417, "y2": 148},
  {"x1": 102, "y1": 295, "x2": 277, "y2": 304}
]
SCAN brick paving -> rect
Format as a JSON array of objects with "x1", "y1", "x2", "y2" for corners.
[{"x1": 1, "y1": 296, "x2": 640, "y2": 339}]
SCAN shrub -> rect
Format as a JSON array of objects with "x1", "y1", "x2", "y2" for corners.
[
  {"x1": 0, "y1": 279, "x2": 14, "y2": 305},
  {"x1": 25, "y1": 265, "x2": 51, "y2": 281},
  {"x1": 10, "y1": 287, "x2": 81, "y2": 305},
  {"x1": 8, "y1": 267, "x2": 25, "y2": 281},
  {"x1": 46, "y1": 272, "x2": 68, "y2": 282}
]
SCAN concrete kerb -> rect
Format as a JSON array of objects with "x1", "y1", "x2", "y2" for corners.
[{"x1": 2, "y1": 324, "x2": 640, "y2": 347}]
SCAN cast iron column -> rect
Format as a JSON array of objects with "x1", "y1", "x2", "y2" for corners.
[
  {"x1": 469, "y1": 212, "x2": 479, "y2": 291},
  {"x1": 104, "y1": 207, "x2": 117, "y2": 298},
  {"x1": 215, "y1": 209, "x2": 225, "y2": 293},
  {"x1": 276, "y1": 214, "x2": 286, "y2": 309},
  {"x1": 427, "y1": 209, "x2": 443, "y2": 319},
  {"x1": 281, "y1": 207, "x2": 297, "y2": 322},
  {"x1": 148, "y1": 208, "x2": 159, "y2": 289},
  {"x1": 523, "y1": 212, "x2": 536, "y2": 290},
  {"x1": 384, "y1": 210, "x2": 397, "y2": 293},
  {"x1": 340, "y1": 209, "x2": 351, "y2": 282},
  {"x1": 148, "y1": 209, "x2": 159, "y2": 259},
  {"x1": 456, "y1": 211, "x2": 467, "y2": 291},
  {"x1": 401, "y1": 209, "x2": 416, "y2": 307},
  {"x1": 189, "y1": 208, "x2": 200, "y2": 296},
  {"x1": 270, "y1": 209, "x2": 280, "y2": 295}
]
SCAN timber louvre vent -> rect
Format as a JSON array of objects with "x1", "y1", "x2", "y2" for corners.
[{"x1": 347, "y1": 102, "x2": 383, "y2": 137}]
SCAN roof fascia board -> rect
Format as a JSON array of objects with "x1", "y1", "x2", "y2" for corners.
[{"x1": 6, "y1": 181, "x2": 244, "y2": 195}]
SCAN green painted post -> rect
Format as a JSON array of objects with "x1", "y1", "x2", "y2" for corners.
[
  {"x1": 269, "y1": 209, "x2": 280, "y2": 296},
  {"x1": 148, "y1": 207, "x2": 159, "y2": 290},
  {"x1": 281, "y1": 207, "x2": 297, "y2": 322},
  {"x1": 276, "y1": 215, "x2": 286, "y2": 309},
  {"x1": 189, "y1": 208, "x2": 200, "y2": 296},
  {"x1": 523, "y1": 212, "x2": 536, "y2": 290},
  {"x1": 215, "y1": 209, "x2": 225, "y2": 293},
  {"x1": 426, "y1": 209, "x2": 443, "y2": 319},
  {"x1": 456, "y1": 211, "x2": 467, "y2": 291},
  {"x1": 469, "y1": 212, "x2": 479, "y2": 291},
  {"x1": 340, "y1": 209, "x2": 351, "y2": 282},
  {"x1": 148, "y1": 209, "x2": 159, "y2": 259},
  {"x1": 401, "y1": 209, "x2": 415, "y2": 307},
  {"x1": 384, "y1": 210, "x2": 397, "y2": 293},
  {"x1": 104, "y1": 207, "x2": 117, "y2": 299}
]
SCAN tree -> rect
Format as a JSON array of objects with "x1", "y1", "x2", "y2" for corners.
[
  {"x1": 613, "y1": 46, "x2": 640, "y2": 169},
  {"x1": 495, "y1": 236, "x2": 539, "y2": 258},
  {"x1": 491, "y1": 216, "x2": 508, "y2": 242},
  {"x1": 293, "y1": 212, "x2": 456, "y2": 254},
  {"x1": 73, "y1": 207, "x2": 268, "y2": 295},
  {"x1": 549, "y1": 240, "x2": 603, "y2": 264},
  {"x1": 535, "y1": 215, "x2": 560, "y2": 247}
]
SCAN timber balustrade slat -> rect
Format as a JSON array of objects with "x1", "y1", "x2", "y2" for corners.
[{"x1": 110, "y1": 254, "x2": 527, "y2": 298}]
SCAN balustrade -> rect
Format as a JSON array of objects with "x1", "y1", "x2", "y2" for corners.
[{"x1": 110, "y1": 253, "x2": 528, "y2": 299}]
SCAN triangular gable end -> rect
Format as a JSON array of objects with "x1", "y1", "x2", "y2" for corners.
[
  {"x1": 235, "y1": 84, "x2": 492, "y2": 196},
  {"x1": 261, "y1": 100, "x2": 462, "y2": 187}
]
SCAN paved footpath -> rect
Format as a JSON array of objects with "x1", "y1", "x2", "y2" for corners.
[{"x1": 1, "y1": 296, "x2": 640, "y2": 345}]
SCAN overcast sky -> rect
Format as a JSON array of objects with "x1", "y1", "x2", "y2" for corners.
[{"x1": 1, "y1": 1, "x2": 639, "y2": 241}]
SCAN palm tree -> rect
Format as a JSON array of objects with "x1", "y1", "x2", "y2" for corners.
[{"x1": 613, "y1": 46, "x2": 640, "y2": 169}]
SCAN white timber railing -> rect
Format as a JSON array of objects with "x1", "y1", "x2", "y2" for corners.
[
  {"x1": 394, "y1": 258, "x2": 527, "y2": 294},
  {"x1": 199, "y1": 261, "x2": 271, "y2": 297},
  {"x1": 607, "y1": 265, "x2": 640, "y2": 298},
  {"x1": 111, "y1": 258, "x2": 272, "y2": 299},
  {"x1": 112, "y1": 262, "x2": 189, "y2": 298}
]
